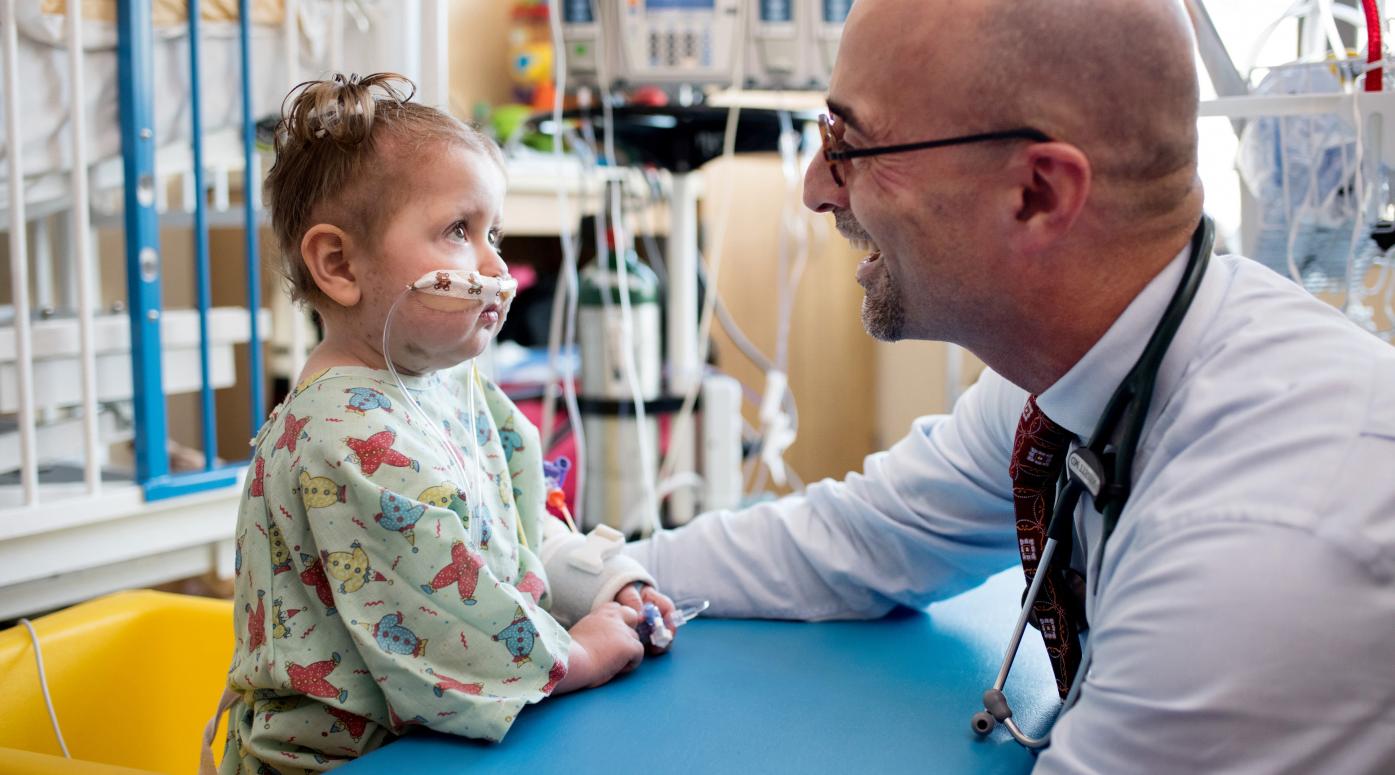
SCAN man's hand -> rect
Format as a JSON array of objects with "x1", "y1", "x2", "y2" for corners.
[{"x1": 615, "y1": 583, "x2": 678, "y2": 654}]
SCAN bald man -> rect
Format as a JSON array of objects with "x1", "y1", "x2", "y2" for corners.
[{"x1": 625, "y1": 0, "x2": 1395, "y2": 771}]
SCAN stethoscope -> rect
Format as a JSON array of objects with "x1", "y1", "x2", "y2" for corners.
[{"x1": 970, "y1": 216, "x2": 1215, "y2": 750}]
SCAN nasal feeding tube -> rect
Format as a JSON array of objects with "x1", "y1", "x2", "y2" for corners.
[{"x1": 382, "y1": 269, "x2": 519, "y2": 547}]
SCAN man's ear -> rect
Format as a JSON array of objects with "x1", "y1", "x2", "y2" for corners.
[
  {"x1": 1010, "y1": 142, "x2": 1092, "y2": 254},
  {"x1": 301, "y1": 224, "x2": 360, "y2": 307}
]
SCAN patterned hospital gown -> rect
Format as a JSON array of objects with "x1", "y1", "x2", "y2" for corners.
[{"x1": 220, "y1": 365, "x2": 571, "y2": 772}]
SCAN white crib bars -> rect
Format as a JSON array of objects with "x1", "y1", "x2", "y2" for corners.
[
  {"x1": 4, "y1": 0, "x2": 38, "y2": 506},
  {"x1": 68, "y1": 1, "x2": 102, "y2": 496}
]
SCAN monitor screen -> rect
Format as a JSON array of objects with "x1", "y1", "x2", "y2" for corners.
[
  {"x1": 563, "y1": 0, "x2": 594, "y2": 23},
  {"x1": 647, "y1": 0, "x2": 716, "y2": 10},
  {"x1": 823, "y1": 0, "x2": 853, "y2": 23},
  {"x1": 760, "y1": 0, "x2": 793, "y2": 22}
]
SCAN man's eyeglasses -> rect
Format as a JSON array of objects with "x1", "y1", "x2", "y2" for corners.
[{"x1": 817, "y1": 113, "x2": 1052, "y2": 187}]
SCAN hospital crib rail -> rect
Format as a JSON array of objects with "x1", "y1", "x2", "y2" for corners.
[{"x1": 0, "y1": 0, "x2": 452, "y2": 620}]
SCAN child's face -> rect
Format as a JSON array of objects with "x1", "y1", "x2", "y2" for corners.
[{"x1": 368, "y1": 142, "x2": 508, "y2": 374}]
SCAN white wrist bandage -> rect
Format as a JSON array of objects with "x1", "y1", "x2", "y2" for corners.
[{"x1": 568, "y1": 524, "x2": 625, "y2": 575}]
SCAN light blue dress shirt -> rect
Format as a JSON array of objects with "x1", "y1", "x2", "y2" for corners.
[{"x1": 625, "y1": 250, "x2": 1395, "y2": 773}]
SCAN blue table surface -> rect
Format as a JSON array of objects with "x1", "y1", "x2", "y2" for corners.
[{"x1": 342, "y1": 569, "x2": 1060, "y2": 774}]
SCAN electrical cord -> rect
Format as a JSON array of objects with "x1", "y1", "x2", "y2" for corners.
[
  {"x1": 655, "y1": 7, "x2": 749, "y2": 501},
  {"x1": 19, "y1": 618, "x2": 71, "y2": 758},
  {"x1": 613, "y1": 188, "x2": 663, "y2": 534},
  {"x1": 640, "y1": 173, "x2": 807, "y2": 500},
  {"x1": 544, "y1": 0, "x2": 590, "y2": 524},
  {"x1": 587, "y1": 1, "x2": 663, "y2": 534}
]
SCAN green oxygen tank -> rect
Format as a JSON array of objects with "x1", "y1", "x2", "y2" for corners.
[{"x1": 577, "y1": 214, "x2": 662, "y2": 536}]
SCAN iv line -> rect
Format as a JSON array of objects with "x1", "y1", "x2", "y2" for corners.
[{"x1": 382, "y1": 287, "x2": 485, "y2": 547}]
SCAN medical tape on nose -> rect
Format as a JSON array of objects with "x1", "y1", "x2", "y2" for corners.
[
  {"x1": 411, "y1": 270, "x2": 518, "y2": 305},
  {"x1": 407, "y1": 269, "x2": 517, "y2": 333}
]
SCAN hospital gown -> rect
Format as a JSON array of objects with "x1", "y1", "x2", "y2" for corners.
[{"x1": 218, "y1": 365, "x2": 642, "y2": 772}]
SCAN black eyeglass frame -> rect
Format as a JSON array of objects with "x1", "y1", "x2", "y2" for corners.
[{"x1": 818, "y1": 114, "x2": 1052, "y2": 187}]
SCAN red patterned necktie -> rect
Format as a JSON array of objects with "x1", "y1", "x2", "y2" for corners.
[{"x1": 1010, "y1": 396, "x2": 1086, "y2": 700}]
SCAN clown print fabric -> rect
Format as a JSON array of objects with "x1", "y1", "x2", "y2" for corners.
[{"x1": 220, "y1": 365, "x2": 570, "y2": 773}]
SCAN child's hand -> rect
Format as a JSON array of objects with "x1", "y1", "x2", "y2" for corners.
[
  {"x1": 554, "y1": 603, "x2": 644, "y2": 694},
  {"x1": 615, "y1": 583, "x2": 678, "y2": 654}
]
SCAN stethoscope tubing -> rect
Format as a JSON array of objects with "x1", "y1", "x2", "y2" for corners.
[
  {"x1": 992, "y1": 536, "x2": 1059, "y2": 692},
  {"x1": 973, "y1": 535, "x2": 1064, "y2": 748},
  {"x1": 970, "y1": 216, "x2": 1215, "y2": 751}
]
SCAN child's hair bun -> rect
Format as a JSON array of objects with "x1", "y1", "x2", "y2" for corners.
[
  {"x1": 276, "y1": 72, "x2": 416, "y2": 151},
  {"x1": 265, "y1": 71, "x2": 502, "y2": 308}
]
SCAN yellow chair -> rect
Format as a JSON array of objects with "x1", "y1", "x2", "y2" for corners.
[{"x1": 0, "y1": 591, "x2": 233, "y2": 774}]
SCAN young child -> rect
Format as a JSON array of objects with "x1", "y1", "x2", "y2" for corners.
[{"x1": 217, "y1": 73, "x2": 674, "y2": 772}]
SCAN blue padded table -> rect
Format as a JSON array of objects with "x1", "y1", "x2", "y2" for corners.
[{"x1": 342, "y1": 569, "x2": 1059, "y2": 774}]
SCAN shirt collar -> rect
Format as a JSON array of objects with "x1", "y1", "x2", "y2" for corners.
[{"x1": 1034, "y1": 242, "x2": 1192, "y2": 439}]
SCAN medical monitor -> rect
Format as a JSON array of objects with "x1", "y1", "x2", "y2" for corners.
[{"x1": 559, "y1": 0, "x2": 849, "y2": 89}]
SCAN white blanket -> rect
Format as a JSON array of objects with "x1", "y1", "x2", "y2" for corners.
[{"x1": 0, "y1": 0, "x2": 341, "y2": 211}]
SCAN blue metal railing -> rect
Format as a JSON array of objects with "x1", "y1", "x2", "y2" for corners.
[
  {"x1": 118, "y1": 0, "x2": 265, "y2": 501},
  {"x1": 117, "y1": 0, "x2": 170, "y2": 487},
  {"x1": 239, "y1": 0, "x2": 266, "y2": 430},
  {"x1": 189, "y1": 0, "x2": 217, "y2": 472}
]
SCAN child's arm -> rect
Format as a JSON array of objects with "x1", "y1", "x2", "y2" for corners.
[
  {"x1": 554, "y1": 602, "x2": 645, "y2": 693},
  {"x1": 297, "y1": 442, "x2": 572, "y2": 742},
  {"x1": 537, "y1": 517, "x2": 658, "y2": 627},
  {"x1": 474, "y1": 375, "x2": 661, "y2": 628}
]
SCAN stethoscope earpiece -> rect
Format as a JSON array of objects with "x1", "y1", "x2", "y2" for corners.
[{"x1": 971, "y1": 711, "x2": 996, "y2": 735}]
